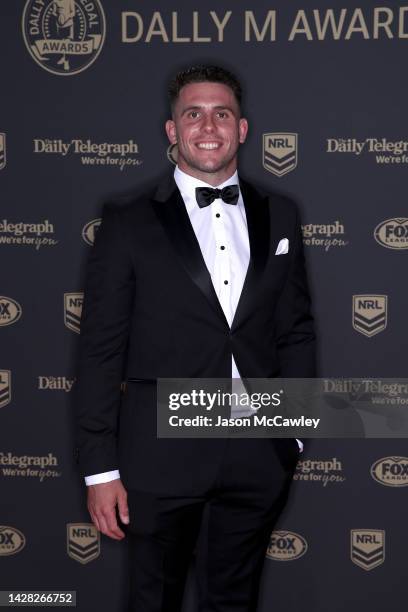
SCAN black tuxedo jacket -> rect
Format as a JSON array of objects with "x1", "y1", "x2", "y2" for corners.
[{"x1": 74, "y1": 174, "x2": 316, "y2": 481}]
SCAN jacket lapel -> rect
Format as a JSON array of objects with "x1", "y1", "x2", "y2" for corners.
[
  {"x1": 151, "y1": 174, "x2": 230, "y2": 327},
  {"x1": 231, "y1": 178, "x2": 270, "y2": 331}
]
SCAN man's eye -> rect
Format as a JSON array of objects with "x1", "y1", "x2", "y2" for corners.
[
  {"x1": 189, "y1": 111, "x2": 200, "y2": 118},
  {"x1": 217, "y1": 112, "x2": 228, "y2": 119}
]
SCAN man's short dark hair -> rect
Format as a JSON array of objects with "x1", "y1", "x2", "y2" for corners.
[{"x1": 168, "y1": 64, "x2": 242, "y2": 112}]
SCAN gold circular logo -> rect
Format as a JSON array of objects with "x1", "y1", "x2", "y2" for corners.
[
  {"x1": 82, "y1": 218, "x2": 101, "y2": 246},
  {"x1": 167, "y1": 143, "x2": 178, "y2": 165},
  {"x1": 266, "y1": 530, "x2": 308, "y2": 561},
  {"x1": 0, "y1": 297, "x2": 22, "y2": 327},
  {"x1": 371, "y1": 456, "x2": 408, "y2": 487},
  {"x1": 22, "y1": 0, "x2": 106, "y2": 76},
  {"x1": 0, "y1": 526, "x2": 26, "y2": 556},
  {"x1": 374, "y1": 218, "x2": 408, "y2": 250}
]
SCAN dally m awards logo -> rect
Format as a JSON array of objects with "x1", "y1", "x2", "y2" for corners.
[
  {"x1": 0, "y1": 526, "x2": 26, "y2": 556},
  {"x1": 374, "y1": 218, "x2": 408, "y2": 250},
  {"x1": 64, "y1": 292, "x2": 83, "y2": 333},
  {"x1": 0, "y1": 371, "x2": 11, "y2": 409},
  {"x1": 371, "y1": 456, "x2": 408, "y2": 487},
  {"x1": 263, "y1": 133, "x2": 298, "y2": 177},
  {"x1": 67, "y1": 523, "x2": 100, "y2": 564},
  {"x1": 0, "y1": 133, "x2": 6, "y2": 170},
  {"x1": 351, "y1": 529, "x2": 385, "y2": 571},
  {"x1": 82, "y1": 218, "x2": 101, "y2": 246},
  {"x1": 0, "y1": 296, "x2": 22, "y2": 327},
  {"x1": 266, "y1": 530, "x2": 307, "y2": 561},
  {"x1": 22, "y1": 0, "x2": 106, "y2": 76},
  {"x1": 352, "y1": 295, "x2": 387, "y2": 338}
]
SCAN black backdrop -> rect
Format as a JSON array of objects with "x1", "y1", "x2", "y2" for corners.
[{"x1": 1, "y1": 2, "x2": 408, "y2": 611}]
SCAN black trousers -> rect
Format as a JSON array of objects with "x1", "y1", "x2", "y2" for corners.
[{"x1": 123, "y1": 436, "x2": 299, "y2": 612}]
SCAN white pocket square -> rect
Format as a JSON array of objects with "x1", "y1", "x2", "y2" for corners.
[{"x1": 275, "y1": 238, "x2": 289, "y2": 255}]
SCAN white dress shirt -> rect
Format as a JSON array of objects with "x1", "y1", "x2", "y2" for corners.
[{"x1": 85, "y1": 166, "x2": 301, "y2": 486}]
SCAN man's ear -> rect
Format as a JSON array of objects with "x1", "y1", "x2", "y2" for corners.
[
  {"x1": 165, "y1": 120, "x2": 177, "y2": 144},
  {"x1": 238, "y1": 118, "x2": 248, "y2": 144}
]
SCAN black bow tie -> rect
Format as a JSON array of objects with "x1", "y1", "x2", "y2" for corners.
[{"x1": 195, "y1": 185, "x2": 239, "y2": 208}]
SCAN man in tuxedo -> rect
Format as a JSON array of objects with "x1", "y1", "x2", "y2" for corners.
[{"x1": 75, "y1": 64, "x2": 316, "y2": 611}]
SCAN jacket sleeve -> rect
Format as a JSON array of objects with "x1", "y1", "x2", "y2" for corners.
[
  {"x1": 274, "y1": 202, "x2": 317, "y2": 377},
  {"x1": 74, "y1": 202, "x2": 135, "y2": 477}
]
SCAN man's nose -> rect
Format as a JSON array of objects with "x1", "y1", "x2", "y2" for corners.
[{"x1": 202, "y1": 115, "x2": 216, "y2": 132}]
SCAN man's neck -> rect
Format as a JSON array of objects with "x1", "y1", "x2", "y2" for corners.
[{"x1": 176, "y1": 163, "x2": 238, "y2": 187}]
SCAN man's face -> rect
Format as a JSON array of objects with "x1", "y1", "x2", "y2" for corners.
[{"x1": 165, "y1": 81, "x2": 248, "y2": 184}]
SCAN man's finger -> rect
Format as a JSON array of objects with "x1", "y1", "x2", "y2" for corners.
[
  {"x1": 101, "y1": 508, "x2": 125, "y2": 539},
  {"x1": 117, "y1": 492, "x2": 130, "y2": 525}
]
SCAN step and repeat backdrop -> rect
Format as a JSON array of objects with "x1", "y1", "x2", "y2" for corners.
[{"x1": 1, "y1": 1, "x2": 408, "y2": 611}]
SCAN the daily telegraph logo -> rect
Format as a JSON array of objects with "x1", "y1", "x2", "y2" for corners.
[
  {"x1": 352, "y1": 295, "x2": 387, "y2": 338},
  {"x1": 351, "y1": 529, "x2": 385, "y2": 571},
  {"x1": 0, "y1": 371, "x2": 11, "y2": 409},
  {"x1": 0, "y1": 133, "x2": 6, "y2": 170},
  {"x1": 371, "y1": 456, "x2": 408, "y2": 487},
  {"x1": 22, "y1": 0, "x2": 106, "y2": 76},
  {"x1": 38, "y1": 376, "x2": 75, "y2": 392},
  {"x1": 266, "y1": 530, "x2": 307, "y2": 561},
  {"x1": 302, "y1": 221, "x2": 348, "y2": 251},
  {"x1": 33, "y1": 139, "x2": 141, "y2": 171},
  {"x1": 374, "y1": 218, "x2": 408, "y2": 250},
  {"x1": 82, "y1": 218, "x2": 101, "y2": 246},
  {"x1": 0, "y1": 219, "x2": 58, "y2": 250},
  {"x1": 263, "y1": 133, "x2": 297, "y2": 177},
  {"x1": 0, "y1": 452, "x2": 61, "y2": 481},
  {"x1": 64, "y1": 292, "x2": 83, "y2": 334},
  {"x1": 327, "y1": 138, "x2": 408, "y2": 165},
  {"x1": 0, "y1": 526, "x2": 26, "y2": 556},
  {"x1": 0, "y1": 296, "x2": 22, "y2": 327},
  {"x1": 294, "y1": 457, "x2": 346, "y2": 486},
  {"x1": 67, "y1": 523, "x2": 100, "y2": 564}
]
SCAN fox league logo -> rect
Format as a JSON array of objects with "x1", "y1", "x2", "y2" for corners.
[
  {"x1": 22, "y1": 0, "x2": 106, "y2": 76},
  {"x1": 266, "y1": 530, "x2": 307, "y2": 561},
  {"x1": 82, "y1": 218, "x2": 101, "y2": 246},
  {"x1": 352, "y1": 295, "x2": 387, "y2": 337},
  {"x1": 263, "y1": 133, "x2": 298, "y2": 177},
  {"x1": 351, "y1": 529, "x2": 385, "y2": 570}
]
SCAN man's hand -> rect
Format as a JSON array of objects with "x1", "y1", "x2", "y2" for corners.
[{"x1": 87, "y1": 479, "x2": 129, "y2": 540}]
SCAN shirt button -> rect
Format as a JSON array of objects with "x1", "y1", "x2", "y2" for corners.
[
  {"x1": 220, "y1": 246, "x2": 225, "y2": 250},
  {"x1": 224, "y1": 280, "x2": 228, "y2": 285},
  {"x1": 216, "y1": 213, "x2": 220, "y2": 218}
]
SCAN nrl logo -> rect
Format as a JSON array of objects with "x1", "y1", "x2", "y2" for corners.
[
  {"x1": 352, "y1": 295, "x2": 387, "y2": 337},
  {"x1": 22, "y1": 0, "x2": 106, "y2": 76},
  {"x1": 64, "y1": 292, "x2": 83, "y2": 334},
  {"x1": 0, "y1": 133, "x2": 6, "y2": 170},
  {"x1": 262, "y1": 132, "x2": 298, "y2": 177},
  {"x1": 67, "y1": 523, "x2": 100, "y2": 564},
  {"x1": 81, "y1": 218, "x2": 101, "y2": 246},
  {"x1": 351, "y1": 529, "x2": 385, "y2": 570},
  {"x1": 0, "y1": 370, "x2": 11, "y2": 409}
]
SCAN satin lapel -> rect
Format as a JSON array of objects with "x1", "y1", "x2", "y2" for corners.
[
  {"x1": 151, "y1": 174, "x2": 229, "y2": 328},
  {"x1": 231, "y1": 178, "x2": 270, "y2": 331}
]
